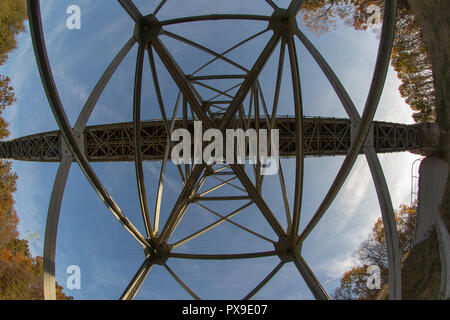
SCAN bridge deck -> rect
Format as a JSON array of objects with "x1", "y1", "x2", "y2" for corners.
[{"x1": 0, "y1": 117, "x2": 422, "y2": 162}]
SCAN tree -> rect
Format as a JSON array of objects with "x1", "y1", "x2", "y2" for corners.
[
  {"x1": 0, "y1": 75, "x2": 16, "y2": 112},
  {"x1": 333, "y1": 265, "x2": 377, "y2": 300},
  {"x1": 390, "y1": 9, "x2": 436, "y2": 122},
  {"x1": 299, "y1": 0, "x2": 410, "y2": 33},
  {"x1": 0, "y1": 240, "x2": 73, "y2": 300},
  {"x1": 0, "y1": 154, "x2": 72, "y2": 300},
  {"x1": 0, "y1": 158, "x2": 18, "y2": 250},
  {"x1": 0, "y1": 0, "x2": 27, "y2": 66},
  {"x1": 0, "y1": 208, "x2": 18, "y2": 249},
  {"x1": 299, "y1": 0, "x2": 355, "y2": 34},
  {"x1": 299, "y1": 0, "x2": 436, "y2": 123},
  {"x1": 333, "y1": 204, "x2": 417, "y2": 300}
]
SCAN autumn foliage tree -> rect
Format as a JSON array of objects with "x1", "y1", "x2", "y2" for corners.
[
  {"x1": 0, "y1": 161, "x2": 18, "y2": 249},
  {"x1": 0, "y1": 0, "x2": 20, "y2": 255},
  {"x1": 0, "y1": 241, "x2": 70, "y2": 300},
  {"x1": 299, "y1": 0, "x2": 436, "y2": 123},
  {"x1": 390, "y1": 7, "x2": 436, "y2": 122},
  {"x1": 299, "y1": 0, "x2": 355, "y2": 34},
  {"x1": 0, "y1": 0, "x2": 23, "y2": 137},
  {"x1": 0, "y1": 0, "x2": 27, "y2": 65},
  {"x1": 333, "y1": 204, "x2": 417, "y2": 300},
  {"x1": 0, "y1": 76, "x2": 15, "y2": 139},
  {"x1": 0, "y1": 19, "x2": 19, "y2": 257}
]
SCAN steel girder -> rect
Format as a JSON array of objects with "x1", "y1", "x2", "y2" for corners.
[{"x1": 0, "y1": 118, "x2": 422, "y2": 162}]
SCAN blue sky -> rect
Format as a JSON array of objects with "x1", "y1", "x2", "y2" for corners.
[{"x1": 0, "y1": 0, "x2": 421, "y2": 299}]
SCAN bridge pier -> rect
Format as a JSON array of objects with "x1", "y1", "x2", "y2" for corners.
[{"x1": 413, "y1": 156, "x2": 450, "y2": 299}]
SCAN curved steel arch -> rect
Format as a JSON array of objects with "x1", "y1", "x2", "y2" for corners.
[
  {"x1": 41, "y1": 36, "x2": 137, "y2": 299},
  {"x1": 294, "y1": 5, "x2": 401, "y2": 299},
  {"x1": 26, "y1": 0, "x2": 400, "y2": 300}
]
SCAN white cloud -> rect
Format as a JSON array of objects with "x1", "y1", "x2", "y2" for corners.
[
  {"x1": 11, "y1": 162, "x2": 59, "y2": 257},
  {"x1": 319, "y1": 253, "x2": 360, "y2": 281},
  {"x1": 144, "y1": 162, "x2": 182, "y2": 193}
]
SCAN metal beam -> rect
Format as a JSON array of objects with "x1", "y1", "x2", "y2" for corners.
[
  {"x1": 117, "y1": 0, "x2": 142, "y2": 23},
  {"x1": 43, "y1": 157, "x2": 72, "y2": 300},
  {"x1": 243, "y1": 261, "x2": 284, "y2": 300},
  {"x1": 170, "y1": 251, "x2": 277, "y2": 260},
  {"x1": 163, "y1": 263, "x2": 200, "y2": 300},
  {"x1": 231, "y1": 164, "x2": 285, "y2": 238},
  {"x1": 287, "y1": 36, "x2": 305, "y2": 237},
  {"x1": 196, "y1": 202, "x2": 276, "y2": 244},
  {"x1": 120, "y1": 257, "x2": 155, "y2": 300},
  {"x1": 288, "y1": 0, "x2": 306, "y2": 15},
  {"x1": 292, "y1": 252, "x2": 330, "y2": 300},
  {"x1": 159, "y1": 14, "x2": 272, "y2": 27},
  {"x1": 265, "y1": 0, "x2": 279, "y2": 10},
  {"x1": 133, "y1": 43, "x2": 153, "y2": 239},
  {"x1": 162, "y1": 30, "x2": 248, "y2": 73},
  {"x1": 158, "y1": 164, "x2": 207, "y2": 242},
  {"x1": 172, "y1": 201, "x2": 253, "y2": 249},
  {"x1": 154, "y1": 93, "x2": 182, "y2": 235},
  {"x1": 153, "y1": 0, "x2": 167, "y2": 16},
  {"x1": 191, "y1": 28, "x2": 269, "y2": 76},
  {"x1": 365, "y1": 146, "x2": 402, "y2": 300}
]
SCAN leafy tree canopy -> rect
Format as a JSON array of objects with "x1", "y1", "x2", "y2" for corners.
[
  {"x1": 333, "y1": 204, "x2": 417, "y2": 299},
  {"x1": 0, "y1": 0, "x2": 27, "y2": 66},
  {"x1": 299, "y1": 0, "x2": 436, "y2": 122}
]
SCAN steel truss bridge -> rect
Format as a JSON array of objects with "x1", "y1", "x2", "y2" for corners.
[
  {"x1": 14, "y1": 0, "x2": 413, "y2": 300},
  {"x1": 0, "y1": 118, "x2": 422, "y2": 162}
]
